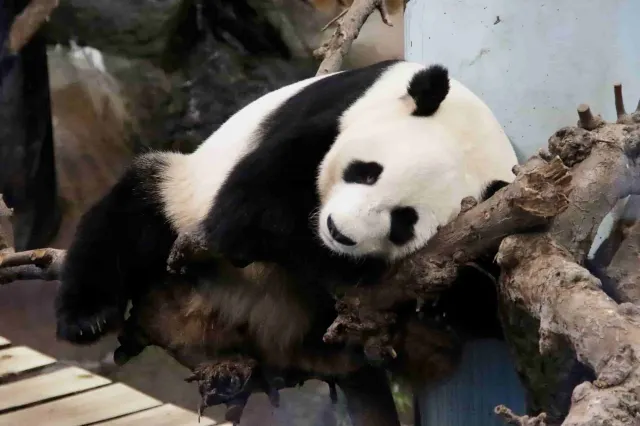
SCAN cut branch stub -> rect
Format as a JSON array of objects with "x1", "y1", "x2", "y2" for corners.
[
  {"x1": 613, "y1": 82, "x2": 640, "y2": 125},
  {"x1": 614, "y1": 83, "x2": 626, "y2": 118},
  {"x1": 577, "y1": 104, "x2": 605, "y2": 130}
]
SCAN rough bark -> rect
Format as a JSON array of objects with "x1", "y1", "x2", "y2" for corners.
[
  {"x1": 604, "y1": 220, "x2": 640, "y2": 304},
  {"x1": 498, "y1": 235, "x2": 640, "y2": 425},
  {"x1": 314, "y1": 0, "x2": 392, "y2": 74}
]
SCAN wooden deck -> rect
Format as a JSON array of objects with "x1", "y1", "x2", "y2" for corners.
[{"x1": 0, "y1": 337, "x2": 228, "y2": 426}]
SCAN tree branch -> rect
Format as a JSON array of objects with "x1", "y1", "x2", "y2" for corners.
[
  {"x1": 6, "y1": 0, "x2": 59, "y2": 55},
  {"x1": 314, "y1": 0, "x2": 392, "y2": 75}
]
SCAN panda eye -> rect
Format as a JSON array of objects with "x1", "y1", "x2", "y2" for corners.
[{"x1": 343, "y1": 161, "x2": 383, "y2": 185}]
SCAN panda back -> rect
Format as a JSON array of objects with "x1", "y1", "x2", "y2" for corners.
[{"x1": 158, "y1": 73, "x2": 334, "y2": 233}]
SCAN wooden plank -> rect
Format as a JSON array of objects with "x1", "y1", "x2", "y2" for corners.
[
  {"x1": 93, "y1": 404, "x2": 224, "y2": 426},
  {"x1": 0, "y1": 337, "x2": 9, "y2": 348},
  {"x1": 0, "y1": 383, "x2": 162, "y2": 426},
  {"x1": 0, "y1": 366, "x2": 111, "y2": 412},
  {"x1": 0, "y1": 346, "x2": 56, "y2": 378}
]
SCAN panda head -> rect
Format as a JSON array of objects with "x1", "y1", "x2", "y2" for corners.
[{"x1": 316, "y1": 64, "x2": 515, "y2": 261}]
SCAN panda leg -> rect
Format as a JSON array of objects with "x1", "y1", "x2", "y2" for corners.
[{"x1": 55, "y1": 154, "x2": 177, "y2": 344}]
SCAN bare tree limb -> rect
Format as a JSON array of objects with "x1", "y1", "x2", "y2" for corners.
[
  {"x1": 6, "y1": 0, "x2": 59, "y2": 55},
  {"x1": 314, "y1": 0, "x2": 392, "y2": 75}
]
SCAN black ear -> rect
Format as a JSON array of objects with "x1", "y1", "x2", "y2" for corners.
[{"x1": 407, "y1": 64, "x2": 450, "y2": 117}]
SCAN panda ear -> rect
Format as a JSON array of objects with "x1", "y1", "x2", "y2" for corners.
[{"x1": 406, "y1": 64, "x2": 450, "y2": 117}]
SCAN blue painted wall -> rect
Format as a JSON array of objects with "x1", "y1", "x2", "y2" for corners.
[{"x1": 416, "y1": 340, "x2": 526, "y2": 426}]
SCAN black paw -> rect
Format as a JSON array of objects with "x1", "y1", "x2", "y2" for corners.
[{"x1": 56, "y1": 305, "x2": 121, "y2": 345}]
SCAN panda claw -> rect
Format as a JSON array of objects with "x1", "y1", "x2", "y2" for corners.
[{"x1": 56, "y1": 305, "x2": 121, "y2": 345}]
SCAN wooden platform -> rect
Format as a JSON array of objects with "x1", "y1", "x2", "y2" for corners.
[{"x1": 0, "y1": 337, "x2": 228, "y2": 426}]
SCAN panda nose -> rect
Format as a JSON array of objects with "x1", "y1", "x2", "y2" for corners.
[{"x1": 327, "y1": 215, "x2": 356, "y2": 246}]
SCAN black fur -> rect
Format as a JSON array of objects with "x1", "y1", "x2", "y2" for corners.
[
  {"x1": 480, "y1": 179, "x2": 510, "y2": 201},
  {"x1": 343, "y1": 161, "x2": 384, "y2": 185},
  {"x1": 389, "y1": 207, "x2": 419, "y2": 246},
  {"x1": 55, "y1": 155, "x2": 177, "y2": 344},
  {"x1": 407, "y1": 64, "x2": 450, "y2": 117},
  {"x1": 202, "y1": 60, "x2": 401, "y2": 283}
]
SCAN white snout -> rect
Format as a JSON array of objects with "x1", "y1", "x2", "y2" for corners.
[{"x1": 318, "y1": 187, "x2": 390, "y2": 257}]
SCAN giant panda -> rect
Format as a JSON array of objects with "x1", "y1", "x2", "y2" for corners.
[{"x1": 55, "y1": 59, "x2": 518, "y2": 373}]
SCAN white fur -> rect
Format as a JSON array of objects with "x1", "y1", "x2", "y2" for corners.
[
  {"x1": 317, "y1": 62, "x2": 518, "y2": 260},
  {"x1": 157, "y1": 73, "x2": 335, "y2": 232}
]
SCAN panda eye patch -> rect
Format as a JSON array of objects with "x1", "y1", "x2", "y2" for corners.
[
  {"x1": 343, "y1": 161, "x2": 383, "y2": 185},
  {"x1": 389, "y1": 206, "x2": 418, "y2": 245}
]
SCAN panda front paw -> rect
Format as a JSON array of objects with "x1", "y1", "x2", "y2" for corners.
[{"x1": 56, "y1": 304, "x2": 122, "y2": 345}]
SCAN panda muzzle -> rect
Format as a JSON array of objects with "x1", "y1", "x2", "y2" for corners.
[{"x1": 327, "y1": 215, "x2": 356, "y2": 246}]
